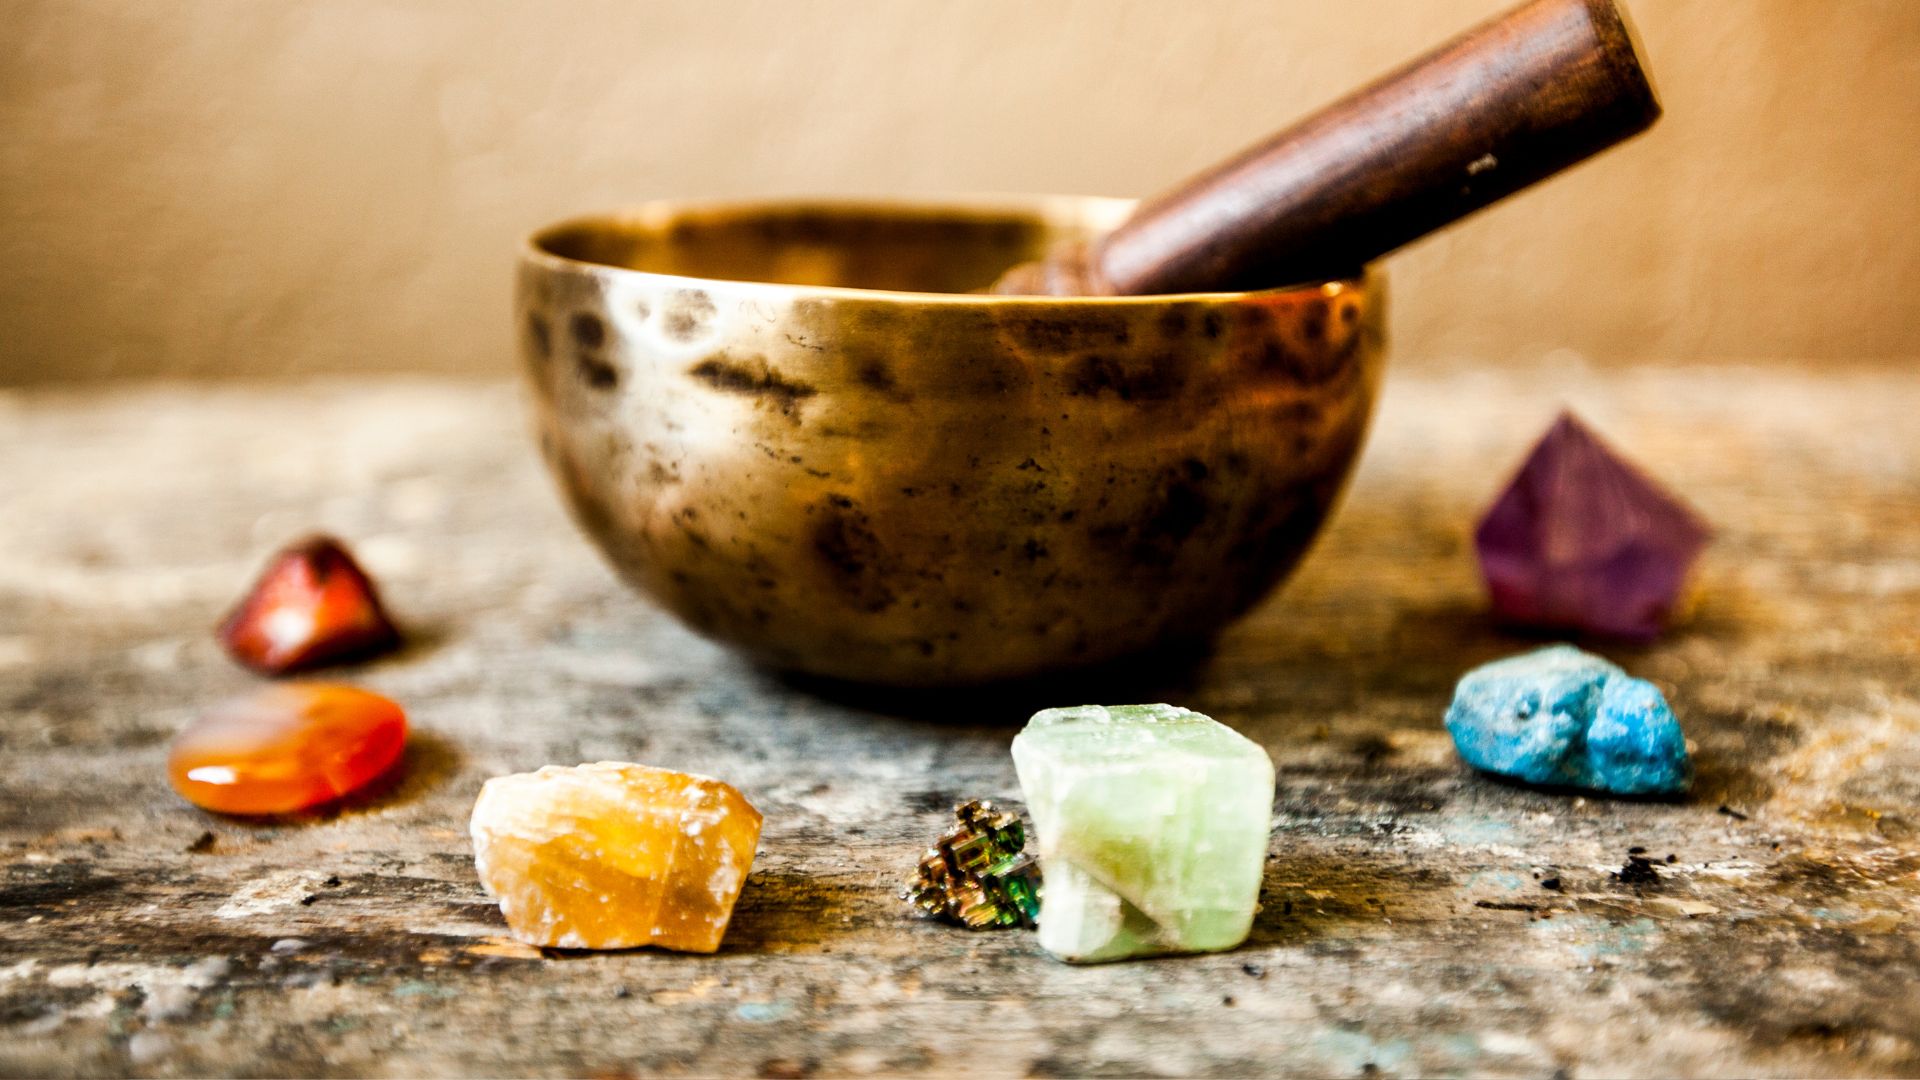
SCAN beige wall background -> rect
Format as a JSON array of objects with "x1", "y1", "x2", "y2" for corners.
[{"x1": 3, "y1": 0, "x2": 1917, "y2": 383}]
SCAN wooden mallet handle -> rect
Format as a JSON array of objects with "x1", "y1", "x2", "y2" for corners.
[{"x1": 993, "y1": 0, "x2": 1659, "y2": 296}]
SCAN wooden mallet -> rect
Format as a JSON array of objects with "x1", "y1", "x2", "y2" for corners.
[{"x1": 991, "y1": 0, "x2": 1660, "y2": 296}]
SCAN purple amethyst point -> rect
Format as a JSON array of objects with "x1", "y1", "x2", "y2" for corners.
[{"x1": 1475, "y1": 412, "x2": 1709, "y2": 640}]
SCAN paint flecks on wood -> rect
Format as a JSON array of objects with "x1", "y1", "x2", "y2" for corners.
[{"x1": 1, "y1": 366, "x2": 1918, "y2": 1076}]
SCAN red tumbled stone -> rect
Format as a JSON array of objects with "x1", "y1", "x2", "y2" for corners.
[
  {"x1": 218, "y1": 536, "x2": 400, "y2": 675},
  {"x1": 1475, "y1": 412, "x2": 1710, "y2": 640},
  {"x1": 169, "y1": 684, "x2": 408, "y2": 815}
]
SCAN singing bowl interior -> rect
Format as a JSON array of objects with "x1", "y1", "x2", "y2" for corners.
[{"x1": 518, "y1": 196, "x2": 1384, "y2": 687}]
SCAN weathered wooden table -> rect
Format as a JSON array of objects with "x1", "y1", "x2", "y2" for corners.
[{"x1": 3, "y1": 360, "x2": 1917, "y2": 1078}]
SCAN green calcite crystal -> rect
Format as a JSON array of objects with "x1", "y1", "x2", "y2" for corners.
[
  {"x1": 1012, "y1": 704, "x2": 1275, "y2": 963},
  {"x1": 904, "y1": 799, "x2": 1042, "y2": 929}
]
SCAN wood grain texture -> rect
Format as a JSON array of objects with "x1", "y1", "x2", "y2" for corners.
[
  {"x1": 1, "y1": 363, "x2": 1917, "y2": 1077},
  {"x1": 997, "y1": 0, "x2": 1660, "y2": 296}
]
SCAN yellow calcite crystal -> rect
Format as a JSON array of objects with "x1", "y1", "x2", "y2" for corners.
[{"x1": 470, "y1": 762, "x2": 762, "y2": 952}]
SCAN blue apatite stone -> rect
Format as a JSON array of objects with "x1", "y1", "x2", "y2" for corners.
[{"x1": 1444, "y1": 644, "x2": 1690, "y2": 795}]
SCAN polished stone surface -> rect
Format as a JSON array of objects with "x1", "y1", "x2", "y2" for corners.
[
  {"x1": 217, "y1": 535, "x2": 402, "y2": 675},
  {"x1": 167, "y1": 684, "x2": 408, "y2": 815}
]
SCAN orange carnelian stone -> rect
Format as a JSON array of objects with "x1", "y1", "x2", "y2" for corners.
[
  {"x1": 470, "y1": 762, "x2": 763, "y2": 952},
  {"x1": 168, "y1": 684, "x2": 408, "y2": 815},
  {"x1": 219, "y1": 535, "x2": 401, "y2": 675}
]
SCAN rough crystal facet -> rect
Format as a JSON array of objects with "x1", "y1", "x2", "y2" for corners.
[
  {"x1": 1444, "y1": 644, "x2": 1691, "y2": 795},
  {"x1": 1475, "y1": 412, "x2": 1710, "y2": 640},
  {"x1": 470, "y1": 762, "x2": 762, "y2": 952},
  {"x1": 168, "y1": 684, "x2": 408, "y2": 814},
  {"x1": 219, "y1": 535, "x2": 402, "y2": 675},
  {"x1": 1011, "y1": 704, "x2": 1275, "y2": 963},
  {"x1": 904, "y1": 799, "x2": 1041, "y2": 929}
]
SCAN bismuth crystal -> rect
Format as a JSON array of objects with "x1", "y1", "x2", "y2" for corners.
[
  {"x1": 168, "y1": 684, "x2": 408, "y2": 815},
  {"x1": 470, "y1": 762, "x2": 762, "y2": 952},
  {"x1": 1475, "y1": 412, "x2": 1710, "y2": 640},
  {"x1": 1445, "y1": 644, "x2": 1691, "y2": 795},
  {"x1": 219, "y1": 535, "x2": 402, "y2": 674},
  {"x1": 904, "y1": 800, "x2": 1041, "y2": 929},
  {"x1": 1012, "y1": 704, "x2": 1275, "y2": 963}
]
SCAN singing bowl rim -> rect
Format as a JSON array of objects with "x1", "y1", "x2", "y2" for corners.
[
  {"x1": 515, "y1": 194, "x2": 1384, "y2": 688},
  {"x1": 521, "y1": 193, "x2": 1367, "y2": 304}
]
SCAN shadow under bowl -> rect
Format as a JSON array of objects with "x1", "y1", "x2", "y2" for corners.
[{"x1": 517, "y1": 195, "x2": 1385, "y2": 687}]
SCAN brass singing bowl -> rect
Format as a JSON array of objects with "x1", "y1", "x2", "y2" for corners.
[{"x1": 517, "y1": 196, "x2": 1384, "y2": 687}]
